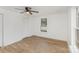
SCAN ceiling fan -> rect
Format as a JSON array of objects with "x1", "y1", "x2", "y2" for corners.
[{"x1": 15, "y1": 7, "x2": 39, "y2": 15}]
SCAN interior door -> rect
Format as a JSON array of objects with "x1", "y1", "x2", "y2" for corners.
[{"x1": 0, "y1": 14, "x2": 3, "y2": 47}]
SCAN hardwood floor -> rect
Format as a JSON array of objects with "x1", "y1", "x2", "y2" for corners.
[{"x1": 0, "y1": 36, "x2": 69, "y2": 53}]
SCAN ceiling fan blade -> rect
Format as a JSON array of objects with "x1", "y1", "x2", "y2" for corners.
[
  {"x1": 31, "y1": 10, "x2": 39, "y2": 13},
  {"x1": 20, "y1": 12, "x2": 25, "y2": 14},
  {"x1": 20, "y1": 9, "x2": 27, "y2": 13},
  {"x1": 15, "y1": 8, "x2": 24, "y2": 10},
  {"x1": 20, "y1": 11, "x2": 26, "y2": 14}
]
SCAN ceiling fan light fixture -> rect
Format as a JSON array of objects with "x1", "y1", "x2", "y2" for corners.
[{"x1": 26, "y1": 12, "x2": 29, "y2": 14}]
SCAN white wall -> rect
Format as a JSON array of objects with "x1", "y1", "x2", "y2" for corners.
[
  {"x1": 0, "y1": 8, "x2": 30, "y2": 46},
  {"x1": 28, "y1": 12, "x2": 68, "y2": 41}
]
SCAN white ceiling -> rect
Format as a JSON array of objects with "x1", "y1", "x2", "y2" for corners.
[{"x1": 0, "y1": 6, "x2": 70, "y2": 15}]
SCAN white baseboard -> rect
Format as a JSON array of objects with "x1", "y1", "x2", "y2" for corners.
[
  {"x1": 2, "y1": 34, "x2": 69, "y2": 48},
  {"x1": 3, "y1": 34, "x2": 32, "y2": 47},
  {"x1": 4, "y1": 38, "x2": 22, "y2": 47},
  {"x1": 33, "y1": 35, "x2": 67, "y2": 42}
]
